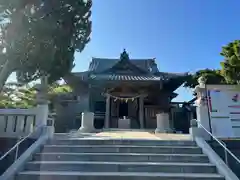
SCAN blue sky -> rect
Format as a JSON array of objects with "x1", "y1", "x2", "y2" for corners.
[{"x1": 9, "y1": 0, "x2": 240, "y2": 101}]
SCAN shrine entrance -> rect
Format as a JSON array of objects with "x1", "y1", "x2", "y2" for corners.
[
  {"x1": 103, "y1": 83, "x2": 152, "y2": 129},
  {"x1": 119, "y1": 101, "x2": 128, "y2": 118}
]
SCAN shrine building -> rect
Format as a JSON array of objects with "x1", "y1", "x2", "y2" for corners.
[{"x1": 64, "y1": 50, "x2": 188, "y2": 130}]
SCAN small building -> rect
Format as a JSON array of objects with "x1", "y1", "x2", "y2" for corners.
[{"x1": 64, "y1": 50, "x2": 188, "y2": 130}]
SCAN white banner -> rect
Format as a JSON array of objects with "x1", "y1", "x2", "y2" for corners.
[{"x1": 207, "y1": 86, "x2": 240, "y2": 138}]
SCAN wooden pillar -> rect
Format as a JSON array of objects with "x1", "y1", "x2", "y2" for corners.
[
  {"x1": 139, "y1": 96, "x2": 144, "y2": 129},
  {"x1": 105, "y1": 94, "x2": 110, "y2": 128}
]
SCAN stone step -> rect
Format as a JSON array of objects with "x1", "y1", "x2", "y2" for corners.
[
  {"x1": 48, "y1": 139, "x2": 196, "y2": 146},
  {"x1": 24, "y1": 161, "x2": 216, "y2": 174},
  {"x1": 33, "y1": 152, "x2": 210, "y2": 163},
  {"x1": 17, "y1": 171, "x2": 224, "y2": 180},
  {"x1": 42, "y1": 145, "x2": 202, "y2": 154}
]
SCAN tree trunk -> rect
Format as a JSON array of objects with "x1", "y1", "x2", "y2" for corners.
[{"x1": 0, "y1": 60, "x2": 15, "y2": 92}]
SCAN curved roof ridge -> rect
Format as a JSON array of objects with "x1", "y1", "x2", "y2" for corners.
[
  {"x1": 156, "y1": 71, "x2": 188, "y2": 75},
  {"x1": 89, "y1": 57, "x2": 155, "y2": 73},
  {"x1": 102, "y1": 56, "x2": 149, "y2": 75},
  {"x1": 92, "y1": 57, "x2": 155, "y2": 61}
]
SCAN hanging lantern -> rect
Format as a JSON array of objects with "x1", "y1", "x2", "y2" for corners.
[{"x1": 125, "y1": 98, "x2": 128, "y2": 103}]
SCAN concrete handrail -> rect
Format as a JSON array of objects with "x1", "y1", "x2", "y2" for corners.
[
  {"x1": 192, "y1": 119, "x2": 240, "y2": 164},
  {"x1": 0, "y1": 125, "x2": 43, "y2": 162},
  {"x1": 0, "y1": 134, "x2": 49, "y2": 180},
  {"x1": 195, "y1": 137, "x2": 239, "y2": 180}
]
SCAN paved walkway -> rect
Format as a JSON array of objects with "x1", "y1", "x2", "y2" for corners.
[
  {"x1": 55, "y1": 130, "x2": 191, "y2": 140},
  {"x1": 96, "y1": 131, "x2": 191, "y2": 140}
]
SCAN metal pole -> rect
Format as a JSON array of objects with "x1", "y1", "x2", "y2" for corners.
[
  {"x1": 14, "y1": 137, "x2": 21, "y2": 161},
  {"x1": 15, "y1": 145, "x2": 19, "y2": 161},
  {"x1": 205, "y1": 85, "x2": 213, "y2": 140},
  {"x1": 223, "y1": 141, "x2": 229, "y2": 165}
]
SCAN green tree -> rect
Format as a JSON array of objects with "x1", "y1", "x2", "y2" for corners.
[
  {"x1": 184, "y1": 69, "x2": 226, "y2": 88},
  {"x1": 0, "y1": 0, "x2": 92, "y2": 90},
  {"x1": 48, "y1": 83, "x2": 72, "y2": 95},
  {"x1": 48, "y1": 82, "x2": 72, "y2": 99},
  {"x1": 0, "y1": 82, "x2": 72, "y2": 108},
  {"x1": 0, "y1": 82, "x2": 36, "y2": 108},
  {"x1": 220, "y1": 40, "x2": 240, "y2": 84}
]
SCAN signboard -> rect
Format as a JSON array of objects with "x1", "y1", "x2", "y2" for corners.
[{"x1": 207, "y1": 87, "x2": 240, "y2": 138}]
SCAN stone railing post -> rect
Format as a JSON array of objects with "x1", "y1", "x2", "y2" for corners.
[
  {"x1": 35, "y1": 76, "x2": 49, "y2": 128},
  {"x1": 191, "y1": 76, "x2": 211, "y2": 140},
  {"x1": 189, "y1": 119, "x2": 205, "y2": 140},
  {"x1": 46, "y1": 113, "x2": 55, "y2": 138}
]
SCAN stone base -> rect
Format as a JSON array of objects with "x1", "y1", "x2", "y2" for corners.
[
  {"x1": 78, "y1": 127, "x2": 96, "y2": 133},
  {"x1": 155, "y1": 113, "x2": 171, "y2": 134},
  {"x1": 78, "y1": 112, "x2": 95, "y2": 133},
  {"x1": 118, "y1": 118, "x2": 130, "y2": 129}
]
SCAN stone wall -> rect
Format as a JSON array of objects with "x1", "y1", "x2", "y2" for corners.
[
  {"x1": 145, "y1": 116, "x2": 157, "y2": 129},
  {"x1": 54, "y1": 103, "x2": 75, "y2": 132},
  {"x1": 54, "y1": 92, "x2": 90, "y2": 133},
  {"x1": 172, "y1": 109, "x2": 191, "y2": 134}
]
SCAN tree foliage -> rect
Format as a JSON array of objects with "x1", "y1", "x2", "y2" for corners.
[
  {"x1": 220, "y1": 40, "x2": 240, "y2": 84},
  {"x1": 184, "y1": 40, "x2": 240, "y2": 88},
  {"x1": 0, "y1": 82, "x2": 36, "y2": 108},
  {"x1": 0, "y1": 0, "x2": 92, "y2": 88},
  {"x1": 0, "y1": 82, "x2": 72, "y2": 108},
  {"x1": 184, "y1": 69, "x2": 226, "y2": 88}
]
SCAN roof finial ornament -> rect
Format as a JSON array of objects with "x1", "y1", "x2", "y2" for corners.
[{"x1": 120, "y1": 48, "x2": 129, "y2": 61}]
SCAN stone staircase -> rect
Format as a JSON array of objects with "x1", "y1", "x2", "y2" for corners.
[{"x1": 15, "y1": 138, "x2": 225, "y2": 180}]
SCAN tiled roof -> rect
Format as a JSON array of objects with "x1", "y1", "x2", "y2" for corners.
[
  {"x1": 89, "y1": 74, "x2": 165, "y2": 81},
  {"x1": 69, "y1": 71, "x2": 187, "y2": 83},
  {"x1": 155, "y1": 72, "x2": 188, "y2": 79},
  {"x1": 89, "y1": 58, "x2": 155, "y2": 73}
]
